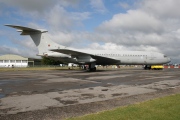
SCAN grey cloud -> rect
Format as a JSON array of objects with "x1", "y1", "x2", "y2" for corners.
[
  {"x1": 117, "y1": 2, "x2": 130, "y2": 9},
  {"x1": 59, "y1": 0, "x2": 81, "y2": 8},
  {"x1": 1, "y1": 31, "x2": 39, "y2": 58},
  {"x1": 0, "y1": 0, "x2": 58, "y2": 13},
  {"x1": 71, "y1": 12, "x2": 91, "y2": 21},
  {"x1": 1, "y1": 0, "x2": 91, "y2": 32},
  {"x1": 141, "y1": 0, "x2": 180, "y2": 19},
  {"x1": 46, "y1": 5, "x2": 91, "y2": 31},
  {"x1": 46, "y1": 5, "x2": 73, "y2": 31},
  {"x1": 0, "y1": 45, "x2": 38, "y2": 58},
  {"x1": 90, "y1": 0, "x2": 107, "y2": 13},
  {"x1": 48, "y1": 31, "x2": 92, "y2": 47},
  {"x1": 0, "y1": 45, "x2": 19, "y2": 55},
  {"x1": 0, "y1": 0, "x2": 81, "y2": 13},
  {"x1": 97, "y1": 10, "x2": 164, "y2": 34}
]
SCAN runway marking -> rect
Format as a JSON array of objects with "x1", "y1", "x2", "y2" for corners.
[
  {"x1": 87, "y1": 75, "x2": 131, "y2": 80},
  {"x1": 137, "y1": 76, "x2": 173, "y2": 81},
  {"x1": 42, "y1": 78, "x2": 100, "y2": 84}
]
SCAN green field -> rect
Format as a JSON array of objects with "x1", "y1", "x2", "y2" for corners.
[{"x1": 67, "y1": 94, "x2": 180, "y2": 120}]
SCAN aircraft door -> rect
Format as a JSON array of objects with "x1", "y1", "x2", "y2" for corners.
[
  {"x1": 151, "y1": 52, "x2": 154, "y2": 59},
  {"x1": 150, "y1": 52, "x2": 156, "y2": 60}
]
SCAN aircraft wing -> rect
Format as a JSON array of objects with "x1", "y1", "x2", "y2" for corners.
[
  {"x1": 51, "y1": 48, "x2": 89, "y2": 56},
  {"x1": 51, "y1": 48, "x2": 120, "y2": 64}
]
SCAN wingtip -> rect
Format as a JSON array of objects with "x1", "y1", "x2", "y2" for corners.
[
  {"x1": 4, "y1": 24, "x2": 14, "y2": 27},
  {"x1": 4, "y1": 24, "x2": 10, "y2": 26}
]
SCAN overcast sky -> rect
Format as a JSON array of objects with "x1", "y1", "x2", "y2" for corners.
[{"x1": 0, "y1": 0, "x2": 180, "y2": 63}]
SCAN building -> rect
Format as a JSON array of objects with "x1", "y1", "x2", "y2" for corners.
[
  {"x1": 28, "y1": 58, "x2": 42, "y2": 66},
  {"x1": 0, "y1": 54, "x2": 29, "y2": 67}
]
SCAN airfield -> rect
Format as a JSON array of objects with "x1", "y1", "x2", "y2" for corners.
[{"x1": 0, "y1": 68, "x2": 180, "y2": 120}]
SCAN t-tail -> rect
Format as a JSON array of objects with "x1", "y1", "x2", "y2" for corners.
[{"x1": 5, "y1": 24, "x2": 65, "y2": 56}]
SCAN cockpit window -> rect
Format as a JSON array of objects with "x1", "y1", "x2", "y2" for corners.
[{"x1": 164, "y1": 55, "x2": 167, "y2": 57}]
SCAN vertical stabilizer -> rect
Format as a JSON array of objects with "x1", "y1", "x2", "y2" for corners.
[{"x1": 5, "y1": 25, "x2": 65, "y2": 55}]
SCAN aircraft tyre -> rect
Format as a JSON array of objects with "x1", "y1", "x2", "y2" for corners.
[
  {"x1": 144, "y1": 65, "x2": 151, "y2": 70},
  {"x1": 89, "y1": 67, "x2": 96, "y2": 72}
]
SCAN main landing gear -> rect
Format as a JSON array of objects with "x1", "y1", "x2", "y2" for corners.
[
  {"x1": 83, "y1": 63, "x2": 96, "y2": 72},
  {"x1": 88, "y1": 63, "x2": 96, "y2": 72},
  {"x1": 82, "y1": 63, "x2": 96, "y2": 72}
]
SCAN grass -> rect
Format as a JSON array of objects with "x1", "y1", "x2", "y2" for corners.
[{"x1": 67, "y1": 94, "x2": 180, "y2": 120}]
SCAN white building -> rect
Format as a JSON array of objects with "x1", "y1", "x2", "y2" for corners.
[{"x1": 0, "y1": 54, "x2": 28, "y2": 67}]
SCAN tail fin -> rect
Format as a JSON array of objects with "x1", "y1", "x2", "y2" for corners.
[{"x1": 5, "y1": 24, "x2": 65, "y2": 55}]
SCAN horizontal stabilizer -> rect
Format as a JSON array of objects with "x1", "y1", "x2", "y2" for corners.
[{"x1": 5, "y1": 24, "x2": 47, "y2": 35}]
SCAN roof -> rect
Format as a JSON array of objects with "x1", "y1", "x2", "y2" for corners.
[{"x1": 0, "y1": 54, "x2": 28, "y2": 60}]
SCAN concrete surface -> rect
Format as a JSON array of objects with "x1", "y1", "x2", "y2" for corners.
[{"x1": 0, "y1": 68, "x2": 180, "y2": 119}]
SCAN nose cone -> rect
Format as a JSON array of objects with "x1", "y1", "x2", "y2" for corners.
[{"x1": 167, "y1": 57, "x2": 171, "y2": 63}]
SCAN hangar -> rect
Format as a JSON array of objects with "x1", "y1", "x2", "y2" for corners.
[
  {"x1": 0, "y1": 54, "x2": 29, "y2": 67},
  {"x1": 0, "y1": 54, "x2": 28, "y2": 67}
]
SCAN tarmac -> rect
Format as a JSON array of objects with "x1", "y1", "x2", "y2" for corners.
[{"x1": 0, "y1": 68, "x2": 180, "y2": 119}]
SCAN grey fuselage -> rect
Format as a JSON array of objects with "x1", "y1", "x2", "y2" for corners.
[{"x1": 47, "y1": 50, "x2": 171, "y2": 65}]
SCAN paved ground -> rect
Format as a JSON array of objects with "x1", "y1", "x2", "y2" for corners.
[{"x1": 0, "y1": 68, "x2": 180, "y2": 120}]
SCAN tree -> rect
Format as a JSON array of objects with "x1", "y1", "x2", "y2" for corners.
[{"x1": 41, "y1": 57, "x2": 63, "y2": 65}]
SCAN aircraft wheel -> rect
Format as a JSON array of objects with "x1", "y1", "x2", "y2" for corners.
[
  {"x1": 89, "y1": 67, "x2": 96, "y2": 72},
  {"x1": 93, "y1": 67, "x2": 96, "y2": 71}
]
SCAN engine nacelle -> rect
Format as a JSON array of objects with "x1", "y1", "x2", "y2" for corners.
[
  {"x1": 75, "y1": 56, "x2": 96, "y2": 63},
  {"x1": 42, "y1": 52, "x2": 70, "y2": 58}
]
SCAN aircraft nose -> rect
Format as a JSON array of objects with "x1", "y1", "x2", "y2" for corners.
[{"x1": 167, "y1": 58, "x2": 171, "y2": 63}]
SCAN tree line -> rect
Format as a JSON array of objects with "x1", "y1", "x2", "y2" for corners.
[{"x1": 41, "y1": 57, "x2": 63, "y2": 65}]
